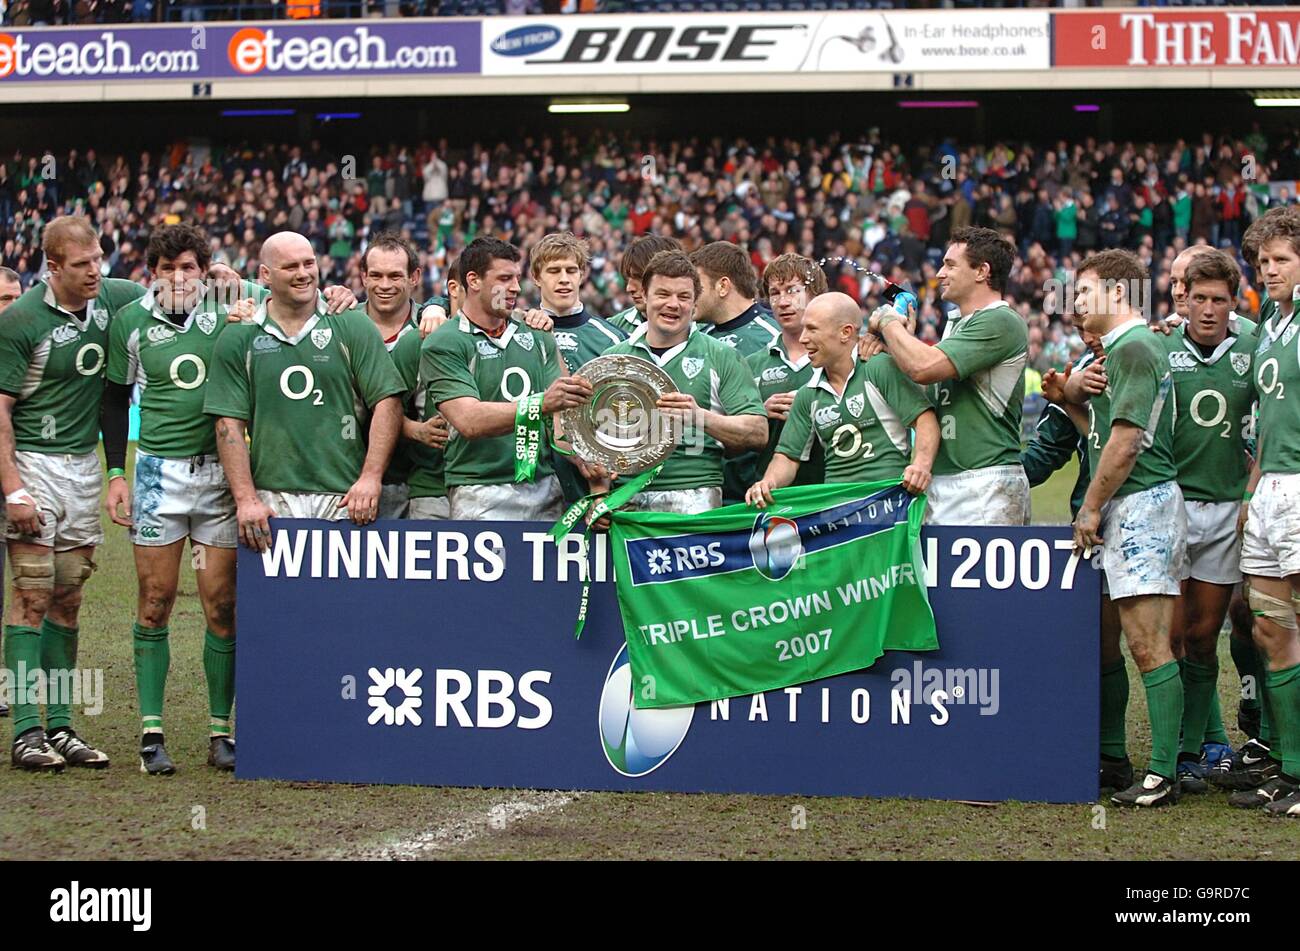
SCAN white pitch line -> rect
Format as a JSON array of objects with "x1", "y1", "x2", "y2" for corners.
[{"x1": 363, "y1": 791, "x2": 581, "y2": 860}]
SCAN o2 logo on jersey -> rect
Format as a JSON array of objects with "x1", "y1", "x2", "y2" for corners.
[
  {"x1": 748, "y1": 512, "x2": 803, "y2": 581},
  {"x1": 280, "y1": 366, "x2": 324, "y2": 405},
  {"x1": 74, "y1": 343, "x2": 104, "y2": 377},
  {"x1": 598, "y1": 643, "x2": 693, "y2": 778},
  {"x1": 169, "y1": 354, "x2": 206, "y2": 391}
]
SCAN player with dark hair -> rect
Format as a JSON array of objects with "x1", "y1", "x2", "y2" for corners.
[
  {"x1": 868, "y1": 226, "x2": 1029, "y2": 525},
  {"x1": 421, "y1": 237, "x2": 592, "y2": 521},
  {"x1": 1071, "y1": 249, "x2": 1187, "y2": 808},
  {"x1": 1155, "y1": 250, "x2": 1259, "y2": 793},
  {"x1": 598, "y1": 250, "x2": 766, "y2": 515},
  {"x1": 0, "y1": 266, "x2": 24, "y2": 315},
  {"x1": 608, "y1": 234, "x2": 684, "y2": 336},
  {"x1": 361, "y1": 231, "x2": 448, "y2": 520}
]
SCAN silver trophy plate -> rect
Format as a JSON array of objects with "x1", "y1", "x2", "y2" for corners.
[{"x1": 559, "y1": 354, "x2": 679, "y2": 475}]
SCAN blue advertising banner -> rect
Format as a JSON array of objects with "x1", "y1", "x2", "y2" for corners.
[{"x1": 236, "y1": 522, "x2": 1099, "y2": 802}]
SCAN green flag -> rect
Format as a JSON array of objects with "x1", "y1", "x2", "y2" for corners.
[{"x1": 609, "y1": 481, "x2": 938, "y2": 709}]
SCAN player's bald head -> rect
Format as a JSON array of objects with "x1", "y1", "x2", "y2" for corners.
[
  {"x1": 804, "y1": 292, "x2": 862, "y2": 332},
  {"x1": 262, "y1": 231, "x2": 314, "y2": 267}
]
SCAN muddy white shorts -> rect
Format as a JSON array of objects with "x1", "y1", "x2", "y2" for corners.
[
  {"x1": 5, "y1": 450, "x2": 103, "y2": 551},
  {"x1": 448, "y1": 476, "x2": 563, "y2": 521},
  {"x1": 625, "y1": 486, "x2": 723, "y2": 516},
  {"x1": 925, "y1": 464, "x2": 1030, "y2": 526},
  {"x1": 378, "y1": 483, "x2": 411, "y2": 520},
  {"x1": 407, "y1": 495, "x2": 450, "y2": 521},
  {"x1": 1241, "y1": 472, "x2": 1300, "y2": 579},
  {"x1": 1096, "y1": 481, "x2": 1188, "y2": 599},
  {"x1": 258, "y1": 491, "x2": 349, "y2": 521},
  {"x1": 132, "y1": 451, "x2": 238, "y2": 548},
  {"x1": 1182, "y1": 499, "x2": 1243, "y2": 585}
]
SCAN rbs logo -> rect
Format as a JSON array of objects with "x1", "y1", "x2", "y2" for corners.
[{"x1": 363, "y1": 666, "x2": 553, "y2": 729}]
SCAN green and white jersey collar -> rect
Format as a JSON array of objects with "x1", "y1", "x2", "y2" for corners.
[
  {"x1": 767, "y1": 334, "x2": 810, "y2": 371},
  {"x1": 1177, "y1": 313, "x2": 1247, "y2": 366},
  {"x1": 805, "y1": 352, "x2": 863, "y2": 399},
  {"x1": 1100, "y1": 316, "x2": 1146, "y2": 349},
  {"x1": 41, "y1": 281, "x2": 105, "y2": 332},
  {"x1": 949, "y1": 298, "x2": 1011, "y2": 326},
  {"x1": 252, "y1": 294, "x2": 329, "y2": 345},
  {"x1": 139, "y1": 283, "x2": 219, "y2": 334},
  {"x1": 627, "y1": 329, "x2": 693, "y2": 367},
  {"x1": 456, "y1": 312, "x2": 519, "y2": 350},
  {"x1": 1262, "y1": 292, "x2": 1299, "y2": 343}
]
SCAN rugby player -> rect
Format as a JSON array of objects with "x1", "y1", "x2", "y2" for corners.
[
  {"x1": 204, "y1": 231, "x2": 407, "y2": 544},
  {"x1": 1071, "y1": 250, "x2": 1188, "y2": 808},
  {"x1": 745, "y1": 292, "x2": 938, "y2": 506},
  {"x1": 404, "y1": 259, "x2": 461, "y2": 520},
  {"x1": 867, "y1": 227, "x2": 1030, "y2": 525},
  {"x1": 0, "y1": 266, "x2": 21, "y2": 314},
  {"x1": 421, "y1": 237, "x2": 592, "y2": 521},
  {"x1": 105, "y1": 224, "x2": 258, "y2": 773},
  {"x1": 1232, "y1": 210, "x2": 1300, "y2": 814},
  {"x1": 1023, "y1": 329, "x2": 1103, "y2": 518},
  {"x1": 0, "y1": 215, "x2": 145, "y2": 769},
  {"x1": 528, "y1": 232, "x2": 627, "y2": 506},
  {"x1": 360, "y1": 232, "x2": 449, "y2": 520},
  {"x1": 607, "y1": 234, "x2": 683, "y2": 336},
  {"x1": 1159, "y1": 250, "x2": 1258, "y2": 794},
  {"x1": 598, "y1": 250, "x2": 766, "y2": 515},
  {"x1": 746, "y1": 254, "x2": 828, "y2": 489},
  {"x1": 689, "y1": 241, "x2": 780, "y2": 503}
]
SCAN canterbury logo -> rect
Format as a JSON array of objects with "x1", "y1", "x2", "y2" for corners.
[
  {"x1": 759, "y1": 366, "x2": 788, "y2": 384},
  {"x1": 146, "y1": 325, "x2": 176, "y2": 343},
  {"x1": 51, "y1": 324, "x2": 79, "y2": 345},
  {"x1": 253, "y1": 335, "x2": 280, "y2": 351},
  {"x1": 814, "y1": 405, "x2": 841, "y2": 427},
  {"x1": 1168, "y1": 351, "x2": 1197, "y2": 371}
]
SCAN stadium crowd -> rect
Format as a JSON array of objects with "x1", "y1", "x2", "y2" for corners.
[{"x1": 3, "y1": 127, "x2": 1299, "y2": 376}]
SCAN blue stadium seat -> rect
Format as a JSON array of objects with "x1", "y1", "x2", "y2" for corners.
[
  {"x1": 742, "y1": 0, "x2": 762, "y2": 10},
  {"x1": 808, "y1": 0, "x2": 828, "y2": 9},
  {"x1": 829, "y1": 0, "x2": 849, "y2": 10},
  {"x1": 720, "y1": 0, "x2": 740, "y2": 9},
  {"x1": 437, "y1": 0, "x2": 462, "y2": 12},
  {"x1": 697, "y1": 0, "x2": 720, "y2": 10}
]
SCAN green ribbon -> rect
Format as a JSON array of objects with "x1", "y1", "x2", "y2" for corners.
[
  {"x1": 513, "y1": 393, "x2": 545, "y2": 483},
  {"x1": 547, "y1": 464, "x2": 663, "y2": 639}
]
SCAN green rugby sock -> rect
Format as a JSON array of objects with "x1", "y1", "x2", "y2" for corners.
[
  {"x1": 1204, "y1": 689, "x2": 1230, "y2": 746},
  {"x1": 1100, "y1": 659, "x2": 1129, "y2": 760},
  {"x1": 1178, "y1": 658, "x2": 1218, "y2": 756},
  {"x1": 40, "y1": 618, "x2": 77, "y2": 731},
  {"x1": 1230, "y1": 633, "x2": 1263, "y2": 717},
  {"x1": 4, "y1": 625, "x2": 42, "y2": 736},
  {"x1": 1266, "y1": 664, "x2": 1300, "y2": 778},
  {"x1": 1142, "y1": 661, "x2": 1184, "y2": 779},
  {"x1": 1262, "y1": 676, "x2": 1278, "y2": 750},
  {"x1": 132, "y1": 623, "x2": 170, "y2": 736},
  {"x1": 203, "y1": 629, "x2": 235, "y2": 737}
]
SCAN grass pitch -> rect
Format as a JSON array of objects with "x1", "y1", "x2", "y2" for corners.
[{"x1": 0, "y1": 456, "x2": 1295, "y2": 861}]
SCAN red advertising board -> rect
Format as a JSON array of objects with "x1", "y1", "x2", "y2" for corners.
[{"x1": 1055, "y1": 9, "x2": 1300, "y2": 68}]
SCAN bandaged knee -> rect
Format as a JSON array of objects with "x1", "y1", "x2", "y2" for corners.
[
  {"x1": 52, "y1": 551, "x2": 96, "y2": 587},
  {"x1": 1244, "y1": 582, "x2": 1300, "y2": 631},
  {"x1": 10, "y1": 551, "x2": 54, "y2": 590}
]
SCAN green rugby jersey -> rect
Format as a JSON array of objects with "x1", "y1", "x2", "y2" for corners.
[
  {"x1": 1162, "y1": 315, "x2": 1258, "y2": 502},
  {"x1": 374, "y1": 311, "x2": 421, "y2": 488},
  {"x1": 1255, "y1": 296, "x2": 1300, "y2": 474},
  {"x1": 931, "y1": 301, "x2": 1027, "y2": 475},
  {"x1": 746, "y1": 335, "x2": 823, "y2": 486},
  {"x1": 0, "y1": 278, "x2": 145, "y2": 454},
  {"x1": 607, "y1": 304, "x2": 644, "y2": 336},
  {"x1": 603, "y1": 329, "x2": 764, "y2": 492},
  {"x1": 699, "y1": 304, "x2": 782, "y2": 359},
  {"x1": 422, "y1": 314, "x2": 564, "y2": 488},
  {"x1": 108, "y1": 280, "x2": 268, "y2": 458},
  {"x1": 203, "y1": 298, "x2": 406, "y2": 495},
  {"x1": 392, "y1": 319, "x2": 446, "y2": 500},
  {"x1": 1086, "y1": 318, "x2": 1178, "y2": 498},
  {"x1": 777, "y1": 353, "x2": 931, "y2": 484},
  {"x1": 549, "y1": 307, "x2": 628, "y2": 504}
]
